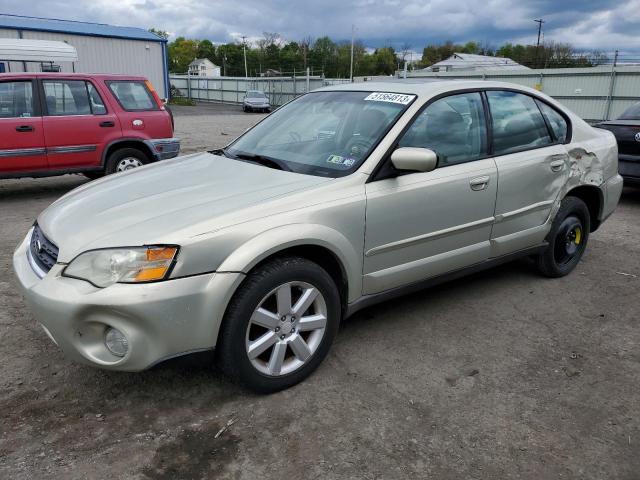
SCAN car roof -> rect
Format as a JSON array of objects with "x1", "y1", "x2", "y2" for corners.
[
  {"x1": 0, "y1": 72, "x2": 147, "y2": 81},
  {"x1": 316, "y1": 79, "x2": 538, "y2": 96}
]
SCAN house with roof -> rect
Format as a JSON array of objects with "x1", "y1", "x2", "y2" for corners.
[
  {"x1": 421, "y1": 53, "x2": 529, "y2": 72},
  {"x1": 188, "y1": 58, "x2": 220, "y2": 77},
  {"x1": 0, "y1": 14, "x2": 170, "y2": 97}
]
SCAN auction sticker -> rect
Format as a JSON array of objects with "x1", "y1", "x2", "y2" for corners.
[{"x1": 364, "y1": 92, "x2": 415, "y2": 105}]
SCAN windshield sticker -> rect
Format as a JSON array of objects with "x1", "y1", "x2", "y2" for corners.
[
  {"x1": 364, "y1": 92, "x2": 415, "y2": 105},
  {"x1": 326, "y1": 154, "x2": 356, "y2": 168},
  {"x1": 327, "y1": 154, "x2": 345, "y2": 164}
]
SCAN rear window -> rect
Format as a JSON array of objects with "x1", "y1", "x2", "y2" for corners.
[{"x1": 108, "y1": 81, "x2": 157, "y2": 111}]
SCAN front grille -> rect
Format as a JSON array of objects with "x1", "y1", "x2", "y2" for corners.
[{"x1": 29, "y1": 225, "x2": 59, "y2": 274}]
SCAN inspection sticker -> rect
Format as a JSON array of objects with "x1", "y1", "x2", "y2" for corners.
[{"x1": 364, "y1": 92, "x2": 415, "y2": 105}]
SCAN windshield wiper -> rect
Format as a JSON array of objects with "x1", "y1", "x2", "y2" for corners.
[{"x1": 231, "y1": 152, "x2": 292, "y2": 171}]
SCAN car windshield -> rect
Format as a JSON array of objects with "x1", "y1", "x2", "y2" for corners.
[
  {"x1": 247, "y1": 91, "x2": 266, "y2": 98},
  {"x1": 619, "y1": 102, "x2": 640, "y2": 120},
  {"x1": 226, "y1": 90, "x2": 415, "y2": 177}
]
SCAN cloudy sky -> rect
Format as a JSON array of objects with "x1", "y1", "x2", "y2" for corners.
[{"x1": 0, "y1": 0, "x2": 638, "y2": 54}]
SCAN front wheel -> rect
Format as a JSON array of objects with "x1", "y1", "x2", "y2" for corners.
[
  {"x1": 535, "y1": 196, "x2": 590, "y2": 277},
  {"x1": 217, "y1": 257, "x2": 341, "y2": 393}
]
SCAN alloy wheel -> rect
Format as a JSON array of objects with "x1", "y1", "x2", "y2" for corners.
[{"x1": 245, "y1": 281, "x2": 327, "y2": 377}]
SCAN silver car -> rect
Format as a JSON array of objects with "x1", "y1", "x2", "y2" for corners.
[
  {"x1": 13, "y1": 81, "x2": 623, "y2": 392},
  {"x1": 242, "y1": 90, "x2": 271, "y2": 113}
]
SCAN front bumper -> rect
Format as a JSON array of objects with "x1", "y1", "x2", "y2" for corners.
[
  {"x1": 13, "y1": 231, "x2": 244, "y2": 371},
  {"x1": 145, "y1": 137, "x2": 181, "y2": 161},
  {"x1": 244, "y1": 102, "x2": 270, "y2": 110}
]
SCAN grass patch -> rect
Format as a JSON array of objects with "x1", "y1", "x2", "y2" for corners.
[{"x1": 169, "y1": 97, "x2": 197, "y2": 106}]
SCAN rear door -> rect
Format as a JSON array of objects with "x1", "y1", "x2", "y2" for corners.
[
  {"x1": 487, "y1": 90, "x2": 571, "y2": 256},
  {"x1": 0, "y1": 79, "x2": 47, "y2": 173},
  {"x1": 41, "y1": 78, "x2": 121, "y2": 169}
]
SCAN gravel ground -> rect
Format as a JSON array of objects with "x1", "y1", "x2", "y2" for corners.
[{"x1": 1, "y1": 103, "x2": 639, "y2": 479}]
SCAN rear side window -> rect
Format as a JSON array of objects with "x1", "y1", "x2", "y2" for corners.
[
  {"x1": 487, "y1": 91, "x2": 552, "y2": 155},
  {"x1": 398, "y1": 92, "x2": 488, "y2": 166},
  {"x1": 0, "y1": 81, "x2": 35, "y2": 118},
  {"x1": 536, "y1": 99, "x2": 568, "y2": 143},
  {"x1": 108, "y1": 81, "x2": 157, "y2": 111},
  {"x1": 43, "y1": 80, "x2": 107, "y2": 116}
]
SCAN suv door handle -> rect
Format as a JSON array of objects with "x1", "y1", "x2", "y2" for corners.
[
  {"x1": 15, "y1": 125, "x2": 34, "y2": 132},
  {"x1": 99, "y1": 121, "x2": 115, "y2": 128},
  {"x1": 470, "y1": 176, "x2": 490, "y2": 191}
]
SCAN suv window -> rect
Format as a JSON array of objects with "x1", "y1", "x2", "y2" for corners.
[
  {"x1": 0, "y1": 81, "x2": 35, "y2": 118},
  {"x1": 398, "y1": 92, "x2": 487, "y2": 166},
  {"x1": 108, "y1": 81, "x2": 156, "y2": 111},
  {"x1": 487, "y1": 91, "x2": 552, "y2": 155},
  {"x1": 87, "y1": 83, "x2": 107, "y2": 115},
  {"x1": 535, "y1": 99, "x2": 568, "y2": 143},
  {"x1": 43, "y1": 80, "x2": 107, "y2": 116}
]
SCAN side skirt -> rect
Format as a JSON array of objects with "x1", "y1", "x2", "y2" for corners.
[{"x1": 345, "y1": 243, "x2": 548, "y2": 319}]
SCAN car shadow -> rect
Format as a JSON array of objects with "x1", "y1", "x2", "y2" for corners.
[{"x1": 0, "y1": 175, "x2": 88, "y2": 201}]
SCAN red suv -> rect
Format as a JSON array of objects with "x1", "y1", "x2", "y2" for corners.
[{"x1": 0, "y1": 73, "x2": 179, "y2": 179}]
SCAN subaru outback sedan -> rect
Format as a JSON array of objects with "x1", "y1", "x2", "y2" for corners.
[{"x1": 14, "y1": 81, "x2": 623, "y2": 393}]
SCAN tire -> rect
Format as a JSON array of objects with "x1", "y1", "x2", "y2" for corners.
[
  {"x1": 105, "y1": 148, "x2": 149, "y2": 175},
  {"x1": 217, "y1": 256, "x2": 341, "y2": 393},
  {"x1": 535, "y1": 196, "x2": 591, "y2": 278}
]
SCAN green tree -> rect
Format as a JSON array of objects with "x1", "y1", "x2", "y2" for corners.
[
  {"x1": 149, "y1": 27, "x2": 169, "y2": 40},
  {"x1": 197, "y1": 39, "x2": 216, "y2": 63},
  {"x1": 168, "y1": 37, "x2": 199, "y2": 73}
]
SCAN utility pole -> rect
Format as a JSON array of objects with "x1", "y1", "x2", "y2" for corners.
[
  {"x1": 534, "y1": 18, "x2": 545, "y2": 68},
  {"x1": 241, "y1": 35, "x2": 248, "y2": 80},
  {"x1": 350, "y1": 24, "x2": 355, "y2": 83}
]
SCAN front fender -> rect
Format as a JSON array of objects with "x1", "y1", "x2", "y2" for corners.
[{"x1": 216, "y1": 223, "x2": 363, "y2": 302}]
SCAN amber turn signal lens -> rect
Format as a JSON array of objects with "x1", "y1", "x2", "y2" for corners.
[
  {"x1": 132, "y1": 247, "x2": 178, "y2": 282},
  {"x1": 146, "y1": 247, "x2": 178, "y2": 261}
]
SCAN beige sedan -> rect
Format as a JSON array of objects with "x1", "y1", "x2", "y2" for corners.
[{"x1": 14, "y1": 81, "x2": 623, "y2": 392}]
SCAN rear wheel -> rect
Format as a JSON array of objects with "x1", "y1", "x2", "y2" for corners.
[
  {"x1": 217, "y1": 256, "x2": 341, "y2": 393},
  {"x1": 535, "y1": 196, "x2": 590, "y2": 277},
  {"x1": 105, "y1": 148, "x2": 149, "y2": 175}
]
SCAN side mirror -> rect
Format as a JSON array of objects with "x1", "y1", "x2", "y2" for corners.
[{"x1": 390, "y1": 147, "x2": 438, "y2": 173}]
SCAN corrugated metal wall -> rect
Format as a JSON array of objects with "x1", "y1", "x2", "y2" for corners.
[
  {"x1": 0, "y1": 28, "x2": 166, "y2": 97},
  {"x1": 406, "y1": 66, "x2": 640, "y2": 122}
]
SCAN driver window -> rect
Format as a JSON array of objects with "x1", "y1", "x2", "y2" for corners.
[{"x1": 398, "y1": 92, "x2": 488, "y2": 166}]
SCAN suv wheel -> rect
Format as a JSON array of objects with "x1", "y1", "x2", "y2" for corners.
[
  {"x1": 105, "y1": 148, "x2": 149, "y2": 175},
  {"x1": 217, "y1": 256, "x2": 341, "y2": 393},
  {"x1": 535, "y1": 196, "x2": 591, "y2": 277}
]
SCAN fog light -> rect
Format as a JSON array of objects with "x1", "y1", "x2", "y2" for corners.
[{"x1": 105, "y1": 327, "x2": 129, "y2": 357}]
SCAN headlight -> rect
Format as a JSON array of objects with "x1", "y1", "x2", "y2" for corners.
[{"x1": 63, "y1": 246, "x2": 178, "y2": 287}]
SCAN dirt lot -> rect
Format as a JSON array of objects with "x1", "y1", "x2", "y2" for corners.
[{"x1": 1, "y1": 103, "x2": 639, "y2": 479}]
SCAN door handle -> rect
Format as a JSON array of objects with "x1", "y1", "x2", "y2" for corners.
[
  {"x1": 550, "y1": 160, "x2": 565, "y2": 172},
  {"x1": 99, "y1": 121, "x2": 115, "y2": 128},
  {"x1": 470, "y1": 176, "x2": 490, "y2": 191},
  {"x1": 15, "y1": 125, "x2": 34, "y2": 132}
]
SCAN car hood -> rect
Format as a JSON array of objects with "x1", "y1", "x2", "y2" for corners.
[{"x1": 38, "y1": 152, "x2": 331, "y2": 262}]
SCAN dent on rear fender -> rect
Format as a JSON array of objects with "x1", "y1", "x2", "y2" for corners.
[{"x1": 567, "y1": 147, "x2": 605, "y2": 186}]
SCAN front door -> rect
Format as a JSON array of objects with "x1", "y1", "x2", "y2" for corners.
[
  {"x1": 41, "y1": 79, "x2": 120, "y2": 169},
  {"x1": 486, "y1": 90, "x2": 571, "y2": 256},
  {"x1": 0, "y1": 79, "x2": 47, "y2": 174},
  {"x1": 363, "y1": 92, "x2": 497, "y2": 295}
]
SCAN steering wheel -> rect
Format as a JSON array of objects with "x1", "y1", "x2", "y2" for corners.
[{"x1": 345, "y1": 137, "x2": 374, "y2": 158}]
